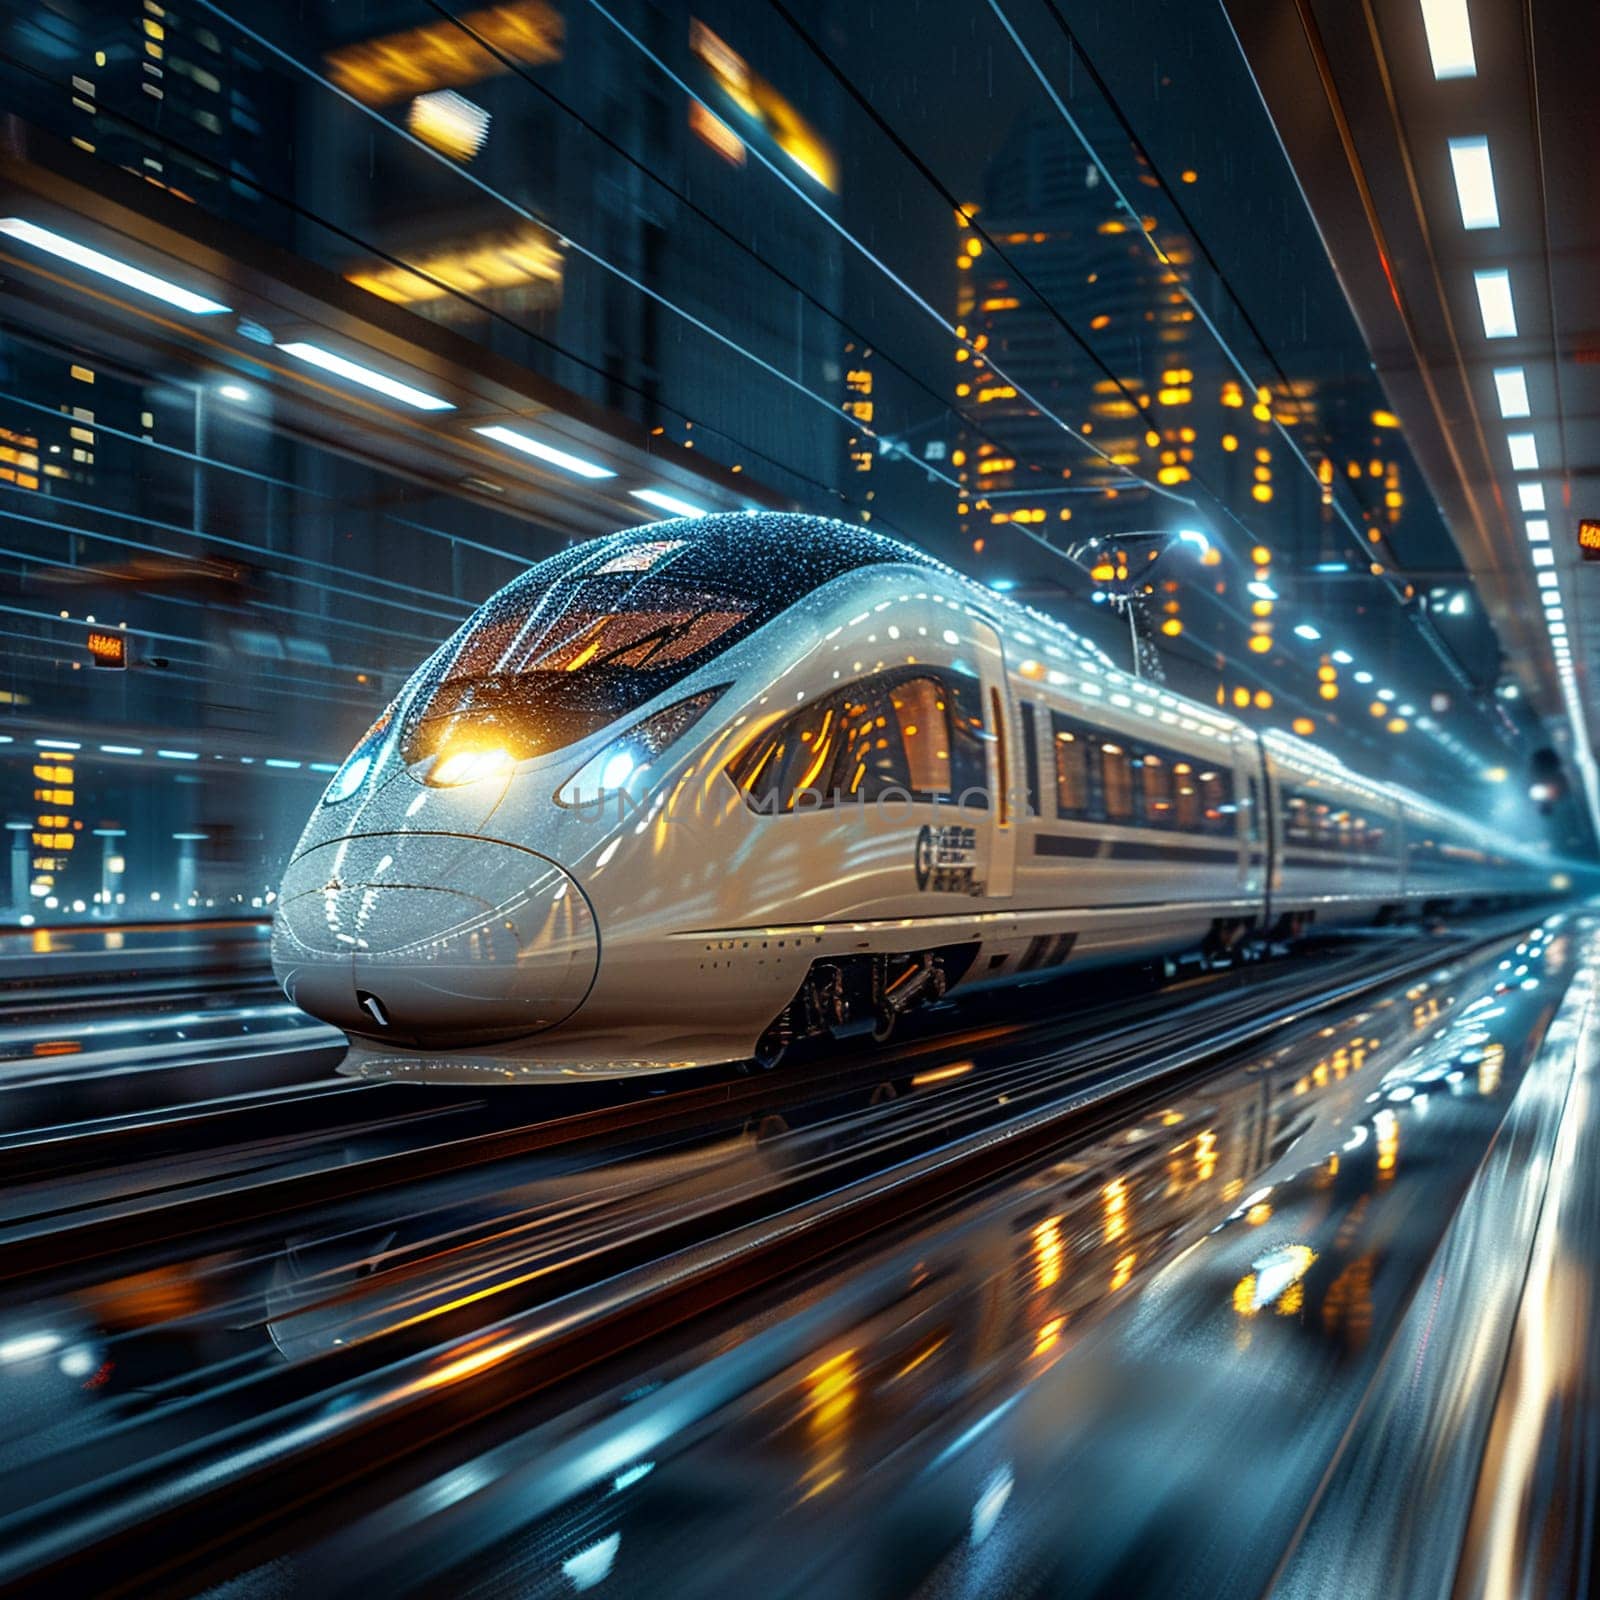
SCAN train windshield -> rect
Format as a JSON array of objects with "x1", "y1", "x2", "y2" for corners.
[{"x1": 400, "y1": 562, "x2": 760, "y2": 765}]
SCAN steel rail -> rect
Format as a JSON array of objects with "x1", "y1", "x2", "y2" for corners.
[{"x1": 0, "y1": 937, "x2": 1408, "y2": 1285}]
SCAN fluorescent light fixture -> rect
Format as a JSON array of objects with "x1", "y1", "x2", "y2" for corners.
[
  {"x1": 407, "y1": 90, "x2": 491, "y2": 162},
  {"x1": 1420, "y1": 0, "x2": 1476, "y2": 79},
  {"x1": 1518, "y1": 482, "x2": 1546, "y2": 512},
  {"x1": 1176, "y1": 528, "x2": 1211, "y2": 554},
  {"x1": 100, "y1": 744, "x2": 144, "y2": 755},
  {"x1": 1549, "y1": 621, "x2": 1568, "y2": 635},
  {"x1": 1473, "y1": 270, "x2": 1517, "y2": 338},
  {"x1": 265, "y1": 758, "x2": 302, "y2": 769},
  {"x1": 1247, "y1": 580, "x2": 1277, "y2": 600},
  {"x1": 1531, "y1": 546, "x2": 1554, "y2": 567},
  {"x1": 1447, "y1": 137, "x2": 1499, "y2": 229},
  {"x1": 277, "y1": 341, "x2": 454, "y2": 411},
  {"x1": 1535, "y1": 571, "x2": 1558, "y2": 589},
  {"x1": 34, "y1": 736, "x2": 80, "y2": 749},
  {"x1": 1507, "y1": 433, "x2": 1538, "y2": 471},
  {"x1": 1527, "y1": 519, "x2": 1550, "y2": 542},
  {"x1": 1355, "y1": 670, "x2": 1374, "y2": 684},
  {"x1": 629, "y1": 488, "x2": 706, "y2": 518},
  {"x1": 156, "y1": 748, "x2": 200, "y2": 760},
  {"x1": 1293, "y1": 623, "x2": 1321, "y2": 641},
  {"x1": 1541, "y1": 591, "x2": 1562, "y2": 609},
  {"x1": 1332, "y1": 649, "x2": 1353, "y2": 665},
  {"x1": 1493, "y1": 367, "x2": 1530, "y2": 417},
  {"x1": 218, "y1": 383, "x2": 251, "y2": 402},
  {"x1": 474, "y1": 424, "x2": 616, "y2": 480},
  {"x1": 0, "y1": 217, "x2": 230, "y2": 315}
]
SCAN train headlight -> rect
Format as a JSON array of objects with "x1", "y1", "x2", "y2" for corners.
[
  {"x1": 322, "y1": 707, "x2": 394, "y2": 806},
  {"x1": 429, "y1": 745, "x2": 514, "y2": 787},
  {"x1": 555, "y1": 685, "x2": 727, "y2": 811},
  {"x1": 324, "y1": 751, "x2": 373, "y2": 805}
]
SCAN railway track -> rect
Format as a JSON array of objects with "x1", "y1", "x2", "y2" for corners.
[
  {"x1": 0, "y1": 931, "x2": 1438, "y2": 1285},
  {"x1": 0, "y1": 915, "x2": 1541, "y2": 1598}
]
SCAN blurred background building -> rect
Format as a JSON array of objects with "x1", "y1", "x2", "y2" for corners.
[{"x1": 0, "y1": 0, "x2": 1585, "y2": 921}]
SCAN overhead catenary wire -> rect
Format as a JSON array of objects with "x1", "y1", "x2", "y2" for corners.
[
  {"x1": 0, "y1": 518, "x2": 455, "y2": 669},
  {"x1": 575, "y1": 0, "x2": 1188, "y2": 507},
  {"x1": 762, "y1": 0, "x2": 1507, "y2": 770},
  {"x1": 424, "y1": 0, "x2": 1136, "y2": 509},
  {"x1": 0, "y1": 489, "x2": 464, "y2": 631},
  {"x1": 0, "y1": 333, "x2": 540, "y2": 579},
  {"x1": 990, "y1": 0, "x2": 1493, "y2": 701}
]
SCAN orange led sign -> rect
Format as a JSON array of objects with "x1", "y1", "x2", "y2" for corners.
[{"x1": 87, "y1": 630, "x2": 127, "y2": 669}]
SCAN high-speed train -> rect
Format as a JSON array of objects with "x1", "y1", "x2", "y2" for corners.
[{"x1": 272, "y1": 512, "x2": 1556, "y2": 1081}]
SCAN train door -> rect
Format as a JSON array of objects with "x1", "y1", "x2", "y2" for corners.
[
  {"x1": 1253, "y1": 733, "x2": 1279, "y2": 927},
  {"x1": 1244, "y1": 774, "x2": 1264, "y2": 900},
  {"x1": 969, "y1": 615, "x2": 1016, "y2": 897}
]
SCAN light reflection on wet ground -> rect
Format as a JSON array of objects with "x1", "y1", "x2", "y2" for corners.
[{"x1": 186, "y1": 917, "x2": 1598, "y2": 1600}]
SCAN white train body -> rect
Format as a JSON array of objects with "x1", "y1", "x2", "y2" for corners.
[{"x1": 271, "y1": 513, "x2": 1553, "y2": 1081}]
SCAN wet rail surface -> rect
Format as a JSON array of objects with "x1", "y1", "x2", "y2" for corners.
[
  {"x1": 0, "y1": 914, "x2": 1561, "y2": 1596},
  {"x1": 0, "y1": 922, "x2": 335, "y2": 1127},
  {"x1": 0, "y1": 920, "x2": 272, "y2": 994},
  {"x1": 0, "y1": 934, "x2": 1420, "y2": 1272},
  {"x1": 0, "y1": 929, "x2": 1501, "y2": 1293}
]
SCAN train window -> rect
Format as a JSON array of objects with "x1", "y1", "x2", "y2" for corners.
[
  {"x1": 945, "y1": 678, "x2": 989, "y2": 799},
  {"x1": 1100, "y1": 740, "x2": 1134, "y2": 822},
  {"x1": 1051, "y1": 715, "x2": 1089, "y2": 818},
  {"x1": 728, "y1": 692, "x2": 840, "y2": 812},
  {"x1": 402, "y1": 573, "x2": 757, "y2": 765},
  {"x1": 728, "y1": 668, "x2": 987, "y2": 812},
  {"x1": 1284, "y1": 789, "x2": 1338, "y2": 848},
  {"x1": 442, "y1": 585, "x2": 749, "y2": 681},
  {"x1": 1019, "y1": 702, "x2": 1042, "y2": 817},
  {"x1": 1171, "y1": 761, "x2": 1201, "y2": 831},
  {"x1": 1199, "y1": 769, "x2": 1233, "y2": 835},
  {"x1": 828, "y1": 682, "x2": 910, "y2": 802},
  {"x1": 890, "y1": 677, "x2": 952, "y2": 794},
  {"x1": 1139, "y1": 752, "x2": 1174, "y2": 827},
  {"x1": 1291, "y1": 793, "x2": 1316, "y2": 845}
]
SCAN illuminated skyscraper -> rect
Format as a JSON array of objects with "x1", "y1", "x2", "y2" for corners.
[
  {"x1": 949, "y1": 107, "x2": 1394, "y2": 732},
  {"x1": 954, "y1": 108, "x2": 1194, "y2": 562}
]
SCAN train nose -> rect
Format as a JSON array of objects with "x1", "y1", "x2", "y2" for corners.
[{"x1": 272, "y1": 833, "x2": 597, "y2": 1048}]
